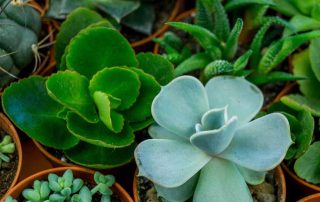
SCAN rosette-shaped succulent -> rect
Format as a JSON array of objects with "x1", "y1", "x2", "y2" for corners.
[{"x1": 135, "y1": 76, "x2": 292, "y2": 202}]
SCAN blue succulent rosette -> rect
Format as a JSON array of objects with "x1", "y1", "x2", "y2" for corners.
[{"x1": 135, "y1": 76, "x2": 292, "y2": 202}]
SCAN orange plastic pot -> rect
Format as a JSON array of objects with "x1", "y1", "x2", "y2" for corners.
[
  {"x1": 282, "y1": 163, "x2": 320, "y2": 198},
  {"x1": 133, "y1": 166, "x2": 286, "y2": 202},
  {"x1": 131, "y1": 0, "x2": 184, "y2": 50},
  {"x1": 0, "y1": 113, "x2": 23, "y2": 199},
  {"x1": 2, "y1": 167, "x2": 133, "y2": 202},
  {"x1": 298, "y1": 193, "x2": 320, "y2": 202}
]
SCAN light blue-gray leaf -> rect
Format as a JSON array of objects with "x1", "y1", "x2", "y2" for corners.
[
  {"x1": 154, "y1": 173, "x2": 199, "y2": 202},
  {"x1": 220, "y1": 113, "x2": 292, "y2": 171},
  {"x1": 191, "y1": 117, "x2": 238, "y2": 156},
  {"x1": 205, "y1": 76, "x2": 263, "y2": 126},
  {"x1": 236, "y1": 165, "x2": 266, "y2": 185},
  {"x1": 148, "y1": 124, "x2": 184, "y2": 141},
  {"x1": 199, "y1": 107, "x2": 227, "y2": 131},
  {"x1": 134, "y1": 139, "x2": 211, "y2": 188},
  {"x1": 193, "y1": 158, "x2": 252, "y2": 202},
  {"x1": 152, "y1": 76, "x2": 209, "y2": 139}
]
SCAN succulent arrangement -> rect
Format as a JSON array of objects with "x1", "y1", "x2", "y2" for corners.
[
  {"x1": 135, "y1": 76, "x2": 292, "y2": 201},
  {"x1": 0, "y1": 135, "x2": 15, "y2": 168},
  {"x1": 5, "y1": 169, "x2": 115, "y2": 202},
  {"x1": 2, "y1": 10, "x2": 174, "y2": 168},
  {"x1": 0, "y1": 0, "x2": 41, "y2": 90}
]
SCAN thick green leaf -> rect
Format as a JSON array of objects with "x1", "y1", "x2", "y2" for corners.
[
  {"x1": 122, "y1": 68, "x2": 160, "y2": 122},
  {"x1": 136, "y1": 52, "x2": 174, "y2": 85},
  {"x1": 310, "y1": 38, "x2": 320, "y2": 81},
  {"x1": 233, "y1": 50, "x2": 252, "y2": 71},
  {"x1": 122, "y1": 3, "x2": 155, "y2": 35},
  {"x1": 249, "y1": 71, "x2": 304, "y2": 85},
  {"x1": 271, "y1": 0, "x2": 301, "y2": 16},
  {"x1": 89, "y1": 67, "x2": 140, "y2": 110},
  {"x1": 46, "y1": 71, "x2": 99, "y2": 123},
  {"x1": 66, "y1": 27, "x2": 138, "y2": 78},
  {"x1": 167, "y1": 22, "x2": 221, "y2": 50},
  {"x1": 96, "y1": 0, "x2": 140, "y2": 22},
  {"x1": 281, "y1": 94, "x2": 320, "y2": 117},
  {"x1": 175, "y1": 52, "x2": 212, "y2": 76},
  {"x1": 55, "y1": 7, "x2": 105, "y2": 66},
  {"x1": 225, "y1": 0, "x2": 275, "y2": 11},
  {"x1": 2, "y1": 76, "x2": 79, "y2": 149},
  {"x1": 283, "y1": 15, "x2": 320, "y2": 36},
  {"x1": 293, "y1": 49, "x2": 320, "y2": 99},
  {"x1": 93, "y1": 91, "x2": 124, "y2": 133},
  {"x1": 223, "y1": 18, "x2": 243, "y2": 60},
  {"x1": 195, "y1": 0, "x2": 230, "y2": 41},
  {"x1": 64, "y1": 141, "x2": 135, "y2": 169},
  {"x1": 203, "y1": 60, "x2": 234, "y2": 81},
  {"x1": 130, "y1": 117, "x2": 154, "y2": 132},
  {"x1": 291, "y1": 0, "x2": 319, "y2": 15},
  {"x1": 294, "y1": 142, "x2": 320, "y2": 184},
  {"x1": 258, "y1": 31, "x2": 320, "y2": 74},
  {"x1": 67, "y1": 112, "x2": 134, "y2": 148}
]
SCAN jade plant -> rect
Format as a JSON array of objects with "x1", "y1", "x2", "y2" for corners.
[
  {"x1": 155, "y1": 0, "x2": 320, "y2": 85},
  {"x1": 0, "y1": 135, "x2": 15, "y2": 168},
  {"x1": 2, "y1": 26, "x2": 174, "y2": 168},
  {"x1": 0, "y1": 0, "x2": 41, "y2": 90},
  {"x1": 135, "y1": 76, "x2": 292, "y2": 202},
  {"x1": 47, "y1": 0, "x2": 156, "y2": 35},
  {"x1": 5, "y1": 169, "x2": 115, "y2": 202}
]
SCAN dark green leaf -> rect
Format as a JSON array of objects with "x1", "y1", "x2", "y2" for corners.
[
  {"x1": 249, "y1": 71, "x2": 304, "y2": 85},
  {"x1": 175, "y1": 52, "x2": 212, "y2": 76},
  {"x1": 64, "y1": 141, "x2": 135, "y2": 169},
  {"x1": 281, "y1": 94, "x2": 320, "y2": 117},
  {"x1": 136, "y1": 52, "x2": 174, "y2": 85},
  {"x1": 225, "y1": 0, "x2": 275, "y2": 11},
  {"x1": 223, "y1": 18, "x2": 243, "y2": 60},
  {"x1": 310, "y1": 38, "x2": 320, "y2": 81},
  {"x1": 46, "y1": 71, "x2": 99, "y2": 123},
  {"x1": 89, "y1": 67, "x2": 140, "y2": 110},
  {"x1": 66, "y1": 112, "x2": 134, "y2": 148},
  {"x1": 2, "y1": 76, "x2": 79, "y2": 149},
  {"x1": 66, "y1": 27, "x2": 138, "y2": 78}
]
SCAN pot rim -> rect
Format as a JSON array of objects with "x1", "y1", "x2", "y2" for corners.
[
  {"x1": 133, "y1": 166, "x2": 286, "y2": 202},
  {"x1": 0, "y1": 113, "x2": 23, "y2": 199},
  {"x1": 2, "y1": 166, "x2": 133, "y2": 202},
  {"x1": 297, "y1": 193, "x2": 320, "y2": 202}
]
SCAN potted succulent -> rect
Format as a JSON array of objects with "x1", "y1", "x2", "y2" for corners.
[
  {"x1": 2, "y1": 167, "x2": 133, "y2": 202},
  {"x1": 153, "y1": 0, "x2": 320, "y2": 107},
  {"x1": 267, "y1": 38, "x2": 320, "y2": 198},
  {"x1": 134, "y1": 75, "x2": 292, "y2": 202},
  {"x1": 2, "y1": 24, "x2": 174, "y2": 169},
  {"x1": 0, "y1": 113, "x2": 22, "y2": 199},
  {"x1": 44, "y1": 0, "x2": 183, "y2": 50}
]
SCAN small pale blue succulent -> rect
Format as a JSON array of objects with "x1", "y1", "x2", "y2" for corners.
[{"x1": 135, "y1": 76, "x2": 292, "y2": 202}]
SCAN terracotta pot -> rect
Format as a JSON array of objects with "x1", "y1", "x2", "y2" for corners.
[
  {"x1": 298, "y1": 193, "x2": 320, "y2": 202},
  {"x1": 0, "y1": 113, "x2": 22, "y2": 199},
  {"x1": 131, "y1": 0, "x2": 184, "y2": 50},
  {"x1": 282, "y1": 163, "x2": 320, "y2": 198},
  {"x1": 2, "y1": 166, "x2": 133, "y2": 202},
  {"x1": 133, "y1": 166, "x2": 286, "y2": 202}
]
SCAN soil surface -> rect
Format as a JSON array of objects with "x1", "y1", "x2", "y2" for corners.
[
  {"x1": 123, "y1": 0, "x2": 175, "y2": 43},
  {"x1": 0, "y1": 129, "x2": 18, "y2": 199},
  {"x1": 137, "y1": 170, "x2": 281, "y2": 202}
]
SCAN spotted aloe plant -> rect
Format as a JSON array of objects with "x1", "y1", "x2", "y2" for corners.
[{"x1": 135, "y1": 76, "x2": 292, "y2": 202}]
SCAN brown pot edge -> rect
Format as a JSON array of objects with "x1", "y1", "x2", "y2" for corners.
[
  {"x1": 2, "y1": 166, "x2": 133, "y2": 202},
  {"x1": 0, "y1": 113, "x2": 23, "y2": 199},
  {"x1": 298, "y1": 193, "x2": 320, "y2": 202},
  {"x1": 132, "y1": 166, "x2": 286, "y2": 202}
]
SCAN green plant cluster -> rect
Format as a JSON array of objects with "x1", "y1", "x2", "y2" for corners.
[
  {"x1": 0, "y1": 135, "x2": 15, "y2": 168},
  {"x1": 1, "y1": 8, "x2": 174, "y2": 169},
  {"x1": 5, "y1": 169, "x2": 115, "y2": 202}
]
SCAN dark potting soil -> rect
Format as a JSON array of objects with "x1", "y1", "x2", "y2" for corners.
[
  {"x1": 45, "y1": 146, "x2": 72, "y2": 164},
  {"x1": 123, "y1": 0, "x2": 175, "y2": 43},
  {"x1": 137, "y1": 170, "x2": 281, "y2": 202},
  {"x1": 0, "y1": 129, "x2": 18, "y2": 199}
]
